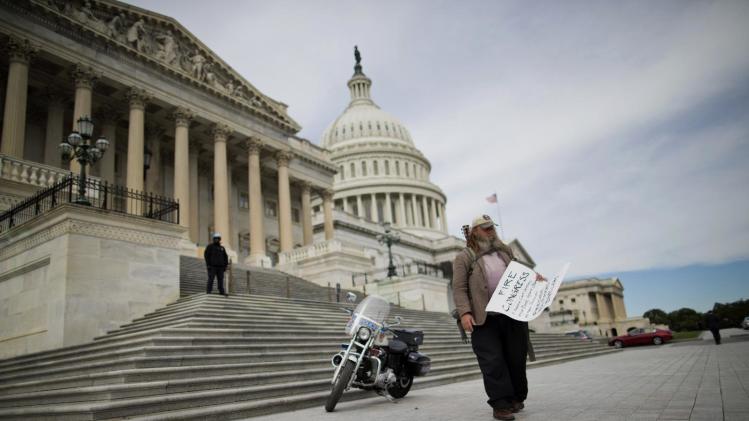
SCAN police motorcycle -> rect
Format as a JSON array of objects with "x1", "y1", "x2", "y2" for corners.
[{"x1": 325, "y1": 293, "x2": 431, "y2": 412}]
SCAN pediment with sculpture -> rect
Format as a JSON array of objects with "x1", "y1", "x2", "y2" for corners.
[{"x1": 29, "y1": 0, "x2": 299, "y2": 133}]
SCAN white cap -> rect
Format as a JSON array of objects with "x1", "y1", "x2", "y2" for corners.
[
  {"x1": 212, "y1": 232, "x2": 222, "y2": 239},
  {"x1": 470, "y1": 215, "x2": 497, "y2": 230}
]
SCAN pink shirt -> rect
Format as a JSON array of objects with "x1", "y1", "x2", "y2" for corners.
[{"x1": 482, "y1": 252, "x2": 507, "y2": 296}]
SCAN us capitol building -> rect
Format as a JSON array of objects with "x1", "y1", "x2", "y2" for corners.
[{"x1": 0, "y1": 0, "x2": 506, "y2": 357}]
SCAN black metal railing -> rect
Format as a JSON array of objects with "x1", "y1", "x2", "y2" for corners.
[{"x1": 0, "y1": 176, "x2": 179, "y2": 233}]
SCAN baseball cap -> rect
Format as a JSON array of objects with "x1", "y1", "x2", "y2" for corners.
[{"x1": 470, "y1": 215, "x2": 497, "y2": 230}]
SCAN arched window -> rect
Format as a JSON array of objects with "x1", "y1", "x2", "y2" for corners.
[
  {"x1": 373, "y1": 160, "x2": 379, "y2": 175},
  {"x1": 396, "y1": 161, "x2": 400, "y2": 176},
  {"x1": 361, "y1": 161, "x2": 367, "y2": 176},
  {"x1": 405, "y1": 162, "x2": 410, "y2": 177},
  {"x1": 385, "y1": 160, "x2": 390, "y2": 175},
  {"x1": 350, "y1": 162, "x2": 356, "y2": 177},
  {"x1": 339, "y1": 165, "x2": 344, "y2": 180}
]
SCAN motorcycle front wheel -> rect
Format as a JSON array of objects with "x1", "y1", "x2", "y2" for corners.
[
  {"x1": 387, "y1": 374, "x2": 413, "y2": 399},
  {"x1": 325, "y1": 360, "x2": 356, "y2": 412}
]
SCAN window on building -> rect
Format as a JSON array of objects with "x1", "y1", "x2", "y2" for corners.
[
  {"x1": 412, "y1": 163, "x2": 417, "y2": 178},
  {"x1": 239, "y1": 192, "x2": 249, "y2": 209},
  {"x1": 350, "y1": 162, "x2": 356, "y2": 177},
  {"x1": 265, "y1": 200, "x2": 277, "y2": 218},
  {"x1": 405, "y1": 162, "x2": 410, "y2": 177},
  {"x1": 559, "y1": 299, "x2": 564, "y2": 305},
  {"x1": 292, "y1": 208, "x2": 300, "y2": 224},
  {"x1": 385, "y1": 160, "x2": 390, "y2": 175},
  {"x1": 571, "y1": 298, "x2": 576, "y2": 303},
  {"x1": 361, "y1": 161, "x2": 367, "y2": 176},
  {"x1": 373, "y1": 161, "x2": 379, "y2": 175},
  {"x1": 339, "y1": 165, "x2": 344, "y2": 180},
  {"x1": 395, "y1": 161, "x2": 400, "y2": 176}
]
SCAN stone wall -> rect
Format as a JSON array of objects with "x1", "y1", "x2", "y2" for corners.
[{"x1": 0, "y1": 204, "x2": 188, "y2": 359}]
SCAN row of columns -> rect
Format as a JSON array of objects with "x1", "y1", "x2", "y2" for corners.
[
  {"x1": 0, "y1": 35, "x2": 336, "y2": 265},
  {"x1": 340, "y1": 192, "x2": 447, "y2": 232}
]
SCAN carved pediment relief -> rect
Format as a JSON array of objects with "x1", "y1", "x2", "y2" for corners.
[{"x1": 32, "y1": 0, "x2": 300, "y2": 133}]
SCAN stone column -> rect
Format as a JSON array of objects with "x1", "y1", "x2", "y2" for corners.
[
  {"x1": 212, "y1": 123, "x2": 232, "y2": 249},
  {"x1": 429, "y1": 197, "x2": 438, "y2": 229},
  {"x1": 421, "y1": 195, "x2": 430, "y2": 228},
  {"x1": 1, "y1": 37, "x2": 36, "y2": 158},
  {"x1": 356, "y1": 195, "x2": 364, "y2": 218},
  {"x1": 411, "y1": 194, "x2": 420, "y2": 226},
  {"x1": 370, "y1": 193, "x2": 378, "y2": 223},
  {"x1": 188, "y1": 140, "x2": 200, "y2": 243},
  {"x1": 440, "y1": 202, "x2": 448, "y2": 233},
  {"x1": 300, "y1": 181, "x2": 313, "y2": 245},
  {"x1": 384, "y1": 193, "x2": 393, "y2": 223},
  {"x1": 398, "y1": 193, "x2": 407, "y2": 226},
  {"x1": 323, "y1": 189, "x2": 334, "y2": 240},
  {"x1": 94, "y1": 104, "x2": 120, "y2": 184},
  {"x1": 244, "y1": 138, "x2": 265, "y2": 263},
  {"x1": 125, "y1": 88, "x2": 148, "y2": 194},
  {"x1": 342, "y1": 196, "x2": 350, "y2": 213},
  {"x1": 145, "y1": 124, "x2": 163, "y2": 194},
  {"x1": 43, "y1": 90, "x2": 66, "y2": 168},
  {"x1": 595, "y1": 294, "x2": 611, "y2": 322},
  {"x1": 70, "y1": 64, "x2": 98, "y2": 173},
  {"x1": 172, "y1": 107, "x2": 193, "y2": 229},
  {"x1": 276, "y1": 150, "x2": 293, "y2": 253}
]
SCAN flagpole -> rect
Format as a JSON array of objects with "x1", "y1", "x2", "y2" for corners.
[{"x1": 494, "y1": 191, "x2": 506, "y2": 239}]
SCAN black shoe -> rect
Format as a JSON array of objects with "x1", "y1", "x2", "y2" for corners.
[
  {"x1": 512, "y1": 402, "x2": 525, "y2": 413},
  {"x1": 493, "y1": 408, "x2": 515, "y2": 420}
]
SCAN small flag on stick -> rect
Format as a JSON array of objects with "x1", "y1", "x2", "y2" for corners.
[{"x1": 486, "y1": 193, "x2": 497, "y2": 204}]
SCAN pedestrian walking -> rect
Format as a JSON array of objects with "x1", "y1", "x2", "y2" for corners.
[
  {"x1": 452, "y1": 215, "x2": 545, "y2": 421},
  {"x1": 705, "y1": 311, "x2": 721, "y2": 345},
  {"x1": 205, "y1": 232, "x2": 229, "y2": 297}
]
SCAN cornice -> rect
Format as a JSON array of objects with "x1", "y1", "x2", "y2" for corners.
[{"x1": 6, "y1": 0, "x2": 300, "y2": 133}]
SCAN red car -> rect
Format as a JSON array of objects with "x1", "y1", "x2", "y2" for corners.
[{"x1": 608, "y1": 328, "x2": 673, "y2": 348}]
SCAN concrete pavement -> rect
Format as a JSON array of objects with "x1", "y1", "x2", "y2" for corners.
[{"x1": 249, "y1": 336, "x2": 749, "y2": 421}]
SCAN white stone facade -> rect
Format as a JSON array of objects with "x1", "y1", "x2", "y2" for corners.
[{"x1": 0, "y1": 204, "x2": 185, "y2": 358}]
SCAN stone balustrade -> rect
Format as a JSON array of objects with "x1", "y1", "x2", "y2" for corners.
[
  {"x1": 278, "y1": 239, "x2": 343, "y2": 265},
  {"x1": 0, "y1": 154, "x2": 75, "y2": 188}
]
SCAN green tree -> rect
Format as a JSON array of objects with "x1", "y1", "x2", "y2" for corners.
[
  {"x1": 667, "y1": 308, "x2": 703, "y2": 331},
  {"x1": 712, "y1": 299, "x2": 749, "y2": 328},
  {"x1": 643, "y1": 308, "x2": 670, "y2": 325}
]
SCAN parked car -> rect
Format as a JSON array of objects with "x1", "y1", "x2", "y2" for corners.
[
  {"x1": 608, "y1": 328, "x2": 673, "y2": 348},
  {"x1": 742, "y1": 316, "x2": 749, "y2": 330},
  {"x1": 565, "y1": 330, "x2": 594, "y2": 341}
]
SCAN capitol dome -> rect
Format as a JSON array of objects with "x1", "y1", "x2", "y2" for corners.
[
  {"x1": 321, "y1": 73, "x2": 414, "y2": 148},
  {"x1": 322, "y1": 48, "x2": 449, "y2": 239}
]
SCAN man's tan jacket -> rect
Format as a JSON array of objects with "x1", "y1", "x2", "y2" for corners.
[{"x1": 452, "y1": 248, "x2": 512, "y2": 326}]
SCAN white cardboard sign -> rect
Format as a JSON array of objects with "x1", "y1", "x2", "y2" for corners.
[{"x1": 485, "y1": 261, "x2": 571, "y2": 322}]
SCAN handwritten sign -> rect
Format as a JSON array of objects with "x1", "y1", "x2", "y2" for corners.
[{"x1": 485, "y1": 261, "x2": 571, "y2": 322}]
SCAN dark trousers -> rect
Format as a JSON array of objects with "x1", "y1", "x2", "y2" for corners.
[
  {"x1": 471, "y1": 313, "x2": 528, "y2": 410},
  {"x1": 710, "y1": 328, "x2": 721, "y2": 345},
  {"x1": 206, "y1": 266, "x2": 226, "y2": 294}
]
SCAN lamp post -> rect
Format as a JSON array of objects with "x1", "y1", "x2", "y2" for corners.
[
  {"x1": 59, "y1": 116, "x2": 109, "y2": 206},
  {"x1": 376, "y1": 222, "x2": 400, "y2": 279}
]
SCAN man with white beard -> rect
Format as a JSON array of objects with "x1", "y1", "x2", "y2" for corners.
[{"x1": 452, "y1": 215, "x2": 545, "y2": 421}]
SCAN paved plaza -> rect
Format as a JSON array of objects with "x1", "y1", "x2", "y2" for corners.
[{"x1": 251, "y1": 332, "x2": 749, "y2": 421}]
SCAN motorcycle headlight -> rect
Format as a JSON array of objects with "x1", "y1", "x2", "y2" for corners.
[{"x1": 357, "y1": 327, "x2": 371, "y2": 341}]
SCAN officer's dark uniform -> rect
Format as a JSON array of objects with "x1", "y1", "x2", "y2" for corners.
[{"x1": 204, "y1": 239, "x2": 229, "y2": 295}]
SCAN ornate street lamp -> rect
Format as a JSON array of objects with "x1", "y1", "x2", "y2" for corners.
[
  {"x1": 376, "y1": 221, "x2": 400, "y2": 279},
  {"x1": 59, "y1": 116, "x2": 109, "y2": 206}
]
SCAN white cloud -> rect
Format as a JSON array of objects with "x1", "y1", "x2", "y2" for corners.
[{"x1": 129, "y1": 0, "x2": 749, "y2": 277}]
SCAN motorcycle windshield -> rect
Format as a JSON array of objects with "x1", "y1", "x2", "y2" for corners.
[{"x1": 346, "y1": 295, "x2": 390, "y2": 336}]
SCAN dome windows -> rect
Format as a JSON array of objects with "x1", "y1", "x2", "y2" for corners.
[{"x1": 373, "y1": 160, "x2": 379, "y2": 175}]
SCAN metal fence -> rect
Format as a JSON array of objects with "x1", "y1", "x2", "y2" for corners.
[{"x1": 0, "y1": 176, "x2": 179, "y2": 233}]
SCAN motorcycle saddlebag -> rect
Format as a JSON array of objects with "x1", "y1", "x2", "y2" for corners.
[
  {"x1": 406, "y1": 351, "x2": 431, "y2": 377},
  {"x1": 394, "y1": 329, "x2": 424, "y2": 347}
]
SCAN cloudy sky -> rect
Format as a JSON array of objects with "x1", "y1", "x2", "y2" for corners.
[{"x1": 128, "y1": 0, "x2": 749, "y2": 314}]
